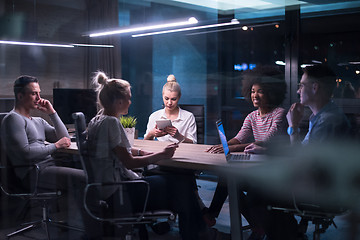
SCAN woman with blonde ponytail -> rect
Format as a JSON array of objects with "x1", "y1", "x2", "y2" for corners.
[
  {"x1": 85, "y1": 71, "x2": 207, "y2": 239},
  {"x1": 144, "y1": 74, "x2": 197, "y2": 143}
]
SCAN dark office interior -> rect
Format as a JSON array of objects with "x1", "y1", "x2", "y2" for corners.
[{"x1": 1, "y1": 0, "x2": 360, "y2": 239}]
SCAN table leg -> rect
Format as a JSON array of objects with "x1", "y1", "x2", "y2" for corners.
[{"x1": 227, "y1": 177, "x2": 243, "y2": 240}]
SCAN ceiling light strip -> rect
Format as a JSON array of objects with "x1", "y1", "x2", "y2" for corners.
[
  {"x1": 72, "y1": 44, "x2": 114, "y2": 48},
  {"x1": 90, "y1": 17, "x2": 198, "y2": 37},
  {"x1": 132, "y1": 19, "x2": 239, "y2": 38},
  {"x1": 0, "y1": 40, "x2": 74, "y2": 48},
  {"x1": 187, "y1": 22, "x2": 280, "y2": 36}
]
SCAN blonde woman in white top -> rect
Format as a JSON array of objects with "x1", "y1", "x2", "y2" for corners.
[
  {"x1": 143, "y1": 74, "x2": 207, "y2": 220},
  {"x1": 144, "y1": 74, "x2": 197, "y2": 143}
]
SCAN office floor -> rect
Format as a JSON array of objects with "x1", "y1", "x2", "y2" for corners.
[{"x1": 0, "y1": 179, "x2": 357, "y2": 240}]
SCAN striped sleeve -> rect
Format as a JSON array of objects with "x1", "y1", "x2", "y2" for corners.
[
  {"x1": 253, "y1": 107, "x2": 286, "y2": 142},
  {"x1": 234, "y1": 111, "x2": 257, "y2": 143},
  {"x1": 265, "y1": 108, "x2": 286, "y2": 140},
  {"x1": 234, "y1": 108, "x2": 286, "y2": 144}
]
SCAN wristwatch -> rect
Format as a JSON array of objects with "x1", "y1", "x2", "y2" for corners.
[{"x1": 287, "y1": 126, "x2": 299, "y2": 136}]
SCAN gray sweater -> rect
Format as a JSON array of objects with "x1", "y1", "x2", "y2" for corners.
[{"x1": 1, "y1": 110, "x2": 69, "y2": 179}]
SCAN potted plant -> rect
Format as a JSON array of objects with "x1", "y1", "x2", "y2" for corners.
[{"x1": 119, "y1": 115, "x2": 137, "y2": 146}]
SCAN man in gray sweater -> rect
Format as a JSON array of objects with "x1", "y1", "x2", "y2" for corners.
[{"x1": 1, "y1": 75, "x2": 84, "y2": 191}]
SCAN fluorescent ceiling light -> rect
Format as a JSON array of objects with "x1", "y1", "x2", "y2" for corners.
[
  {"x1": 311, "y1": 60, "x2": 322, "y2": 64},
  {"x1": 89, "y1": 17, "x2": 198, "y2": 37},
  {"x1": 72, "y1": 43, "x2": 114, "y2": 48},
  {"x1": 301, "y1": 64, "x2": 314, "y2": 68},
  {"x1": 186, "y1": 21, "x2": 279, "y2": 36},
  {"x1": 275, "y1": 60, "x2": 285, "y2": 66},
  {"x1": 132, "y1": 19, "x2": 239, "y2": 38},
  {"x1": 0, "y1": 40, "x2": 74, "y2": 48}
]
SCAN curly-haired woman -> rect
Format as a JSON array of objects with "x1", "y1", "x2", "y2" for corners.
[{"x1": 205, "y1": 66, "x2": 288, "y2": 240}]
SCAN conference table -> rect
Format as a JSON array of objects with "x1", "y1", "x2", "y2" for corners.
[{"x1": 62, "y1": 139, "x2": 263, "y2": 240}]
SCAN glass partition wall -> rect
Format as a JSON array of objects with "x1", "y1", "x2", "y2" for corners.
[
  {"x1": 1, "y1": 0, "x2": 360, "y2": 140},
  {"x1": 1, "y1": 0, "x2": 360, "y2": 237}
]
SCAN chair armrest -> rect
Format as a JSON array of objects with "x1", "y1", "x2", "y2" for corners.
[
  {"x1": 0, "y1": 164, "x2": 60, "y2": 198},
  {"x1": 83, "y1": 180, "x2": 150, "y2": 223},
  {"x1": 268, "y1": 190, "x2": 348, "y2": 219}
]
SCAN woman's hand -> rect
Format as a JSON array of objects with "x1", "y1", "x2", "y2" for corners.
[
  {"x1": 160, "y1": 143, "x2": 178, "y2": 159},
  {"x1": 36, "y1": 98, "x2": 56, "y2": 115},
  {"x1": 206, "y1": 144, "x2": 224, "y2": 154},
  {"x1": 164, "y1": 126, "x2": 183, "y2": 141},
  {"x1": 151, "y1": 126, "x2": 168, "y2": 138},
  {"x1": 55, "y1": 137, "x2": 71, "y2": 149},
  {"x1": 244, "y1": 143, "x2": 265, "y2": 154}
]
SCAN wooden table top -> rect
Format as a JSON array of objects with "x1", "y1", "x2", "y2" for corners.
[{"x1": 64, "y1": 139, "x2": 261, "y2": 172}]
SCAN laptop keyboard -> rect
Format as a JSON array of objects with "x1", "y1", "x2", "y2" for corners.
[{"x1": 230, "y1": 154, "x2": 251, "y2": 161}]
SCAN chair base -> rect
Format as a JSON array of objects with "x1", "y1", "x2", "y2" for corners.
[
  {"x1": 7, "y1": 219, "x2": 50, "y2": 239},
  {"x1": 6, "y1": 205, "x2": 84, "y2": 239}
]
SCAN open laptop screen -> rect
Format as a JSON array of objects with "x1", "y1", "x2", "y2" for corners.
[{"x1": 216, "y1": 120, "x2": 230, "y2": 156}]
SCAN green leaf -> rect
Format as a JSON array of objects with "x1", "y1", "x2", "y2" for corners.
[{"x1": 119, "y1": 115, "x2": 137, "y2": 128}]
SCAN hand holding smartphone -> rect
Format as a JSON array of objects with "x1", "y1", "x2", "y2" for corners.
[{"x1": 177, "y1": 137, "x2": 185, "y2": 145}]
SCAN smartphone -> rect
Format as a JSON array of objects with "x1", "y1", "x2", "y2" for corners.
[{"x1": 177, "y1": 138, "x2": 185, "y2": 145}]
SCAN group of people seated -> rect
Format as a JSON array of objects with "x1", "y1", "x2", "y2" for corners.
[{"x1": 0, "y1": 63, "x2": 352, "y2": 240}]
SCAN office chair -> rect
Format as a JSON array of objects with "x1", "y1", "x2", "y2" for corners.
[
  {"x1": 0, "y1": 112, "x2": 81, "y2": 239},
  {"x1": 72, "y1": 112, "x2": 174, "y2": 240},
  {"x1": 178, "y1": 104, "x2": 220, "y2": 183},
  {"x1": 269, "y1": 195, "x2": 347, "y2": 240},
  {"x1": 0, "y1": 163, "x2": 61, "y2": 239},
  {"x1": 265, "y1": 147, "x2": 350, "y2": 240},
  {"x1": 179, "y1": 104, "x2": 205, "y2": 144}
]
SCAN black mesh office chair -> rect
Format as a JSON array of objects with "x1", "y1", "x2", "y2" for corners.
[
  {"x1": 179, "y1": 104, "x2": 205, "y2": 144},
  {"x1": 0, "y1": 163, "x2": 61, "y2": 239},
  {"x1": 72, "y1": 112, "x2": 174, "y2": 240},
  {"x1": 263, "y1": 144, "x2": 351, "y2": 240},
  {"x1": 0, "y1": 112, "x2": 79, "y2": 239},
  {"x1": 269, "y1": 194, "x2": 348, "y2": 240}
]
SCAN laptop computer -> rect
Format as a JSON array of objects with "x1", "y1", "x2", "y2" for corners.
[{"x1": 216, "y1": 120, "x2": 264, "y2": 163}]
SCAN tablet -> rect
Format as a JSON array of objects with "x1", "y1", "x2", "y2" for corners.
[{"x1": 156, "y1": 119, "x2": 172, "y2": 130}]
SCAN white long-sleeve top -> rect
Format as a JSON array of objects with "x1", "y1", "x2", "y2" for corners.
[{"x1": 144, "y1": 108, "x2": 197, "y2": 143}]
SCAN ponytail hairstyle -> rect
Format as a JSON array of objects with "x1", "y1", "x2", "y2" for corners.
[
  {"x1": 92, "y1": 71, "x2": 131, "y2": 110},
  {"x1": 162, "y1": 74, "x2": 181, "y2": 98}
]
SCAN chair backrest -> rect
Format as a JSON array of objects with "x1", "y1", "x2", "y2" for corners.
[
  {"x1": 179, "y1": 104, "x2": 205, "y2": 144},
  {"x1": 0, "y1": 112, "x2": 20, "y2": 193},
  {"x1": 0, "y1": 112, "x2": 8, "y2": 164},
  {"x1": 0, "y1": 112, "x2": 9, "y2": 195},
  {"x1": 72, "y1": 112, "x2": 93, "y2": 184}
]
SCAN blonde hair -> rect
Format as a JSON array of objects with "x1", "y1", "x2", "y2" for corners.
[
  {"x1": 162, "y1": 74, "x2": 181, "y2": 98},
  {"x1": 92, "y1": 71, "x2": 131, "y2": 110}
]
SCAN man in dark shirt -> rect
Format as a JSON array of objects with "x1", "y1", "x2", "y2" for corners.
[
  {"x1": 285, "y1": 64, "x2": 351, "y2": 238},
  {"x1": 287, "y1": 64, "x2": 350, "y2": 144}
]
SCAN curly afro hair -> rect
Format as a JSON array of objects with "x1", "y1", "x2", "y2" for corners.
[{"x1": 241, "y1": 65, "x2": 287, "y2": 108}]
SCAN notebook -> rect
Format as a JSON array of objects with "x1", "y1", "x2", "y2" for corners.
[{"x1": 216, "y1": 120, "x2": 264, "y2": 163}]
